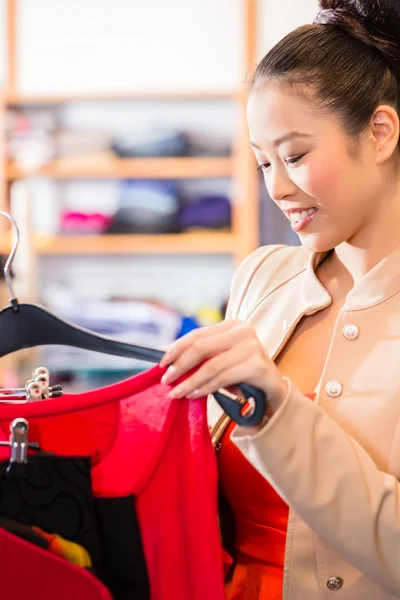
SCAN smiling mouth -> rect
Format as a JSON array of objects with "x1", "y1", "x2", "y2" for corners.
[
  {"x1": 286, "y1": 208, "x2": 316, "y2": 225},
  {"x1": 284, "y1": 207, "x2": 318, "y2": 233}
]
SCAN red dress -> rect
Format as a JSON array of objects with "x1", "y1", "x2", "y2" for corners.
[
  {"x1": 218, "y1": 394, "x2": 315, "y2": 600},
  {"x1": 0, "y1": 366, "x2": 226, "y2": 600}
]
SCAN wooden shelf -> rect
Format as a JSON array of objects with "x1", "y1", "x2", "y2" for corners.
[
  {"x1": 0, "y1": 232, "x2": 236, "y2": 256},
  {"x1": 37, "y1": 233, "x2": 236, "y2": 255},
  {"x1": 6, "y1": 157, "x2": 233, "y2": 180},
  {"x1": 5, "y1": 89, "x2": 238, "y2": 104}
]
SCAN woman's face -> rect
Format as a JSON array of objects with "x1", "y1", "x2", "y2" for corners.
[{"x1": 247, "y1": 83, "x2": 387, "y2": 252}]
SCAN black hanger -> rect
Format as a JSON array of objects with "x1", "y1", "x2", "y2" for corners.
[{"x1": 0, "y1": 212, "x2": 268, "y2": 427}]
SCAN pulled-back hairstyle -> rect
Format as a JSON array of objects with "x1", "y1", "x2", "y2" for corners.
[{"x1": 252, "y1": 0, "x2": 400, "y2": 141}]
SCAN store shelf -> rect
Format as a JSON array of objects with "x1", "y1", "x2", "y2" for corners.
[
  {"x1": 37, "y1": 233, "x2": 236, "y2": 255},
  {"x1": 6, "y1": 157, "x2": 233, "y2": 180},
  {"x1": 0, "y1": 232, "x2": 237, "y2": 256},
  {"x1": 4, "y1": 90, "x2": 238, "y2": 104}
]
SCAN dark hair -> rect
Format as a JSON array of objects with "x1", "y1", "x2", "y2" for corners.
[{"x1": 252, "y1": 0, "x2": 400, "y2": 141}]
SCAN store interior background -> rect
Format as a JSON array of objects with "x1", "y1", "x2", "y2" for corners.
[{"x1": 0, "y1": 0, "x2": 317, "y2": 390}]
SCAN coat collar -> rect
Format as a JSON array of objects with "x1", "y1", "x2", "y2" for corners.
[
  {"x1": 267, "y1": 250, "x2": 331, "y2": 362},
  {"x1": 343, "y1": 244, "x2": 400, "y2": 311},
  {"x1": 303, "y1": 245, "x2": 400, "y2": 313},
  {"x1": 301, "y1": 250, "x2": 332, "y2": 315}
]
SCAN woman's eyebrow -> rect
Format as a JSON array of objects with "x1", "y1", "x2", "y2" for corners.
[{"x1": 250, "y1": 132, "x2": 312, "y2": 150}]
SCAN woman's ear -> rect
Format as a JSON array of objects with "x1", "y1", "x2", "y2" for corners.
[{"x1": 370, "y1": 105, "x2": 400, "y2": 164}]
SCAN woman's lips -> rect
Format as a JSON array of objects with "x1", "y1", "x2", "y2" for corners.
[{"x1": 286, "y1": 208, "x2": 318, "y2": 233}]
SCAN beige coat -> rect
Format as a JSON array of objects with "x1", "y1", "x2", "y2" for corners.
[{"x1": 208, "y1": 244, "x2": 400, "y2": 600}]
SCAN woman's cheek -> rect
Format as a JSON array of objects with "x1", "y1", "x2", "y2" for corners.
[{"x1": 295, "y1": 159, "x2": 343, "y2": 200}]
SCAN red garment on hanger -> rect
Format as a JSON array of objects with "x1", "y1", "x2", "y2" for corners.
[
  {"x1": 218, "y1": 394, "x2": 316, "y2": 599},
  {"x1": 0, "y1": 366, "x2": 226, "y2": 600},
  {"x1": 0, "y1": 526, "x2": 112, "y2": 600}
]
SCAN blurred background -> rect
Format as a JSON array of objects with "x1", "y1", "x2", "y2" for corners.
[{"x1": 0, "y1": 0, "x2": 317, "y2": 391}]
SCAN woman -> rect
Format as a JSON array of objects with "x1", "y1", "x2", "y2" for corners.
[{"x1": 160, "y1": 0, "x2": 400, "y2": 598}]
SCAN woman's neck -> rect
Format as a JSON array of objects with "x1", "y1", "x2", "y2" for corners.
[
  {"x1": 333, "y1": 189, "x2": 400, "y2": 284},
  {"x1": 316, "y1": 184, "x2": 400, "y2": 300}
]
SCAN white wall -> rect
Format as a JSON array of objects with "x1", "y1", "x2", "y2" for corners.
[
  {"x1": 16, "y1": 0, "x2": 243, "y2": 94},
  {"x1": 258, "y1": 0, "x2": 319, "y2": 58},
  {"x1": 0, "y1": 0, "x2": 6, "y2": 86},
  {"x1": 1, "y1": 1, "x2": 321, "y2": 94}
]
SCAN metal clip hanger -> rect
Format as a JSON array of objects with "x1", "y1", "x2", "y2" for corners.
[
  {"x1": 0, "y1": 382, "x2": 41, "y2": 404},
  {"x1": 26, "y1": 366, "x2": 63, "y2": 400},
  {"x1": 0, "y1": 418, "x2": 39, "y2": 476},
  {"x1": 9, "y1": 418, "x2": 29, "y2": 464},
  {"x1": 0, "y1": 367, "x2": 63, "y2": 404},
  {"x1": 0, "y1": 418, "x2": 39, "y2": 477}
]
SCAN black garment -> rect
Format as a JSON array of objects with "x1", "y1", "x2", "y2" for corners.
[
  {"x1": 0, "y1": 455, "x2": 102, "y2": 573},
  {"x1": 0, "y1": 454, "x2": 149, "y2": 600},
  {"x1": 96, "y1": 497, "x2": 149, "y2": 599}
]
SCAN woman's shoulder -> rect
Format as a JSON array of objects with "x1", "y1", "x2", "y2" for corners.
[{"x1": 227, "y1": 244, "x2": 310, "y2": 321}]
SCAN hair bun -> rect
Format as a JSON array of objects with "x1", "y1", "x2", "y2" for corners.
[
  {"x1": 315, "y1": 1, "x2": 400, "y2": 77},
  {"x1": 319, "y1": 0, "x2": 400, "y2": 24}
]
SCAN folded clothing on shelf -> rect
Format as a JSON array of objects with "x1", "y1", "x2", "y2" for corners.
[
  {"x1": 112, "y1": 128, "x2": 231, "y2": 158},
  {"x1": 112, "y1": 129, "x2": 190, "y2": 158},
  {"x1": 56, "y1": 131, "x2": 113, "y2": 159},
  {"x1": 186, "y1": 131, "x2": 231, "y2": 157},
  {"x1": 6, "y1": 109, "x2": 56, "y2": 170},
  {"x1": 6, "y1": 109, "x2": 232, "y2": 169},
  {"x1": 106, "y1": 180, "x2": 181, "y2": 234},
  {"x1": 60, "y1": 211, "x2": 113, "y2": 234},
  {"x1": 178, "y1": 195, "x2": 231, "y2": 231}
]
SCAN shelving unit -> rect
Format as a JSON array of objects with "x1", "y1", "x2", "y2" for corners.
[
  {"x1": 5, "y1": 90, "x2": 238, "y2": 104},
  {"x1": 0, "y1": 0, "x2": 259, "y2": 280},
  {"x1": 0, "y1": 231, "x2": 236, "y2": 256},
  {"x1": 6, "y1": 157, "x2": 233, "y2": 181}
]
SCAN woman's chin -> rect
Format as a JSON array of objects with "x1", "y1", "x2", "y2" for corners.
[{"x1": 297, "y1": 232, "x2": 336, "y2": 254}]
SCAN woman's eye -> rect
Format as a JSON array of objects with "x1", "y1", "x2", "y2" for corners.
[
  {"x1": 257, "y1": 153, "x2": 306, "y2": 172},
  {"x1": 285, "y1": 154, "x2": 305, "y2": 166},
  {"x1": 257, "y1": 163, "x2": 270, "y2": 172}
]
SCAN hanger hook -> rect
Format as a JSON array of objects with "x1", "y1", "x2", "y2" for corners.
[{"x1": 0, "y1": 211, "x2": 19, "y2": 311}]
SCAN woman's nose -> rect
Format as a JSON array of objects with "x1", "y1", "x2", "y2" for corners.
[{"x1": 266, "y1": 167, "x2": 297, "y2": 202}]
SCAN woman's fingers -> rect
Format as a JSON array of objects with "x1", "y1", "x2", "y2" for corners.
[
  {"x1": 160, "y1": 320, "x2": 241, "y2": 367},
  {"x1": 160, "y1": 320, "x2": 247, "y2": 385},
  {"x1": 168, "y1": 356, "x2": 267, "y2": 399},
  {"x1": 167, "y1": 348, "x2": 242, "y2": 398},
  {"x1": 158, "y1": 320, "x2": 288, "y2": 414}
]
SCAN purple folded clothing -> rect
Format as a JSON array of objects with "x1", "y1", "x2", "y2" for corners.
[{"x1": 178, "y1": 196, "x2": 231, "y2": 230}]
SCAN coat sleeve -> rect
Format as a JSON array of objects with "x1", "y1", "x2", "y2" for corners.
[{"x1": 231, "y1": 378, "x2": 400, "y2": 597}]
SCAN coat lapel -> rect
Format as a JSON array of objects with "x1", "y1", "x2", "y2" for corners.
[{"x1": 207, "y1": 249, "x2": 332, "y2": 437}]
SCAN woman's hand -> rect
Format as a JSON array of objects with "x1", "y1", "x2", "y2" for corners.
[{"x1": 159, "y1": 319, "x2": 288, "y2": 413}]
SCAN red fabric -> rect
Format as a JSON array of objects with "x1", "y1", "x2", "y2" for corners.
[
  {"x1": 0, "y1": 526, "x2": 111, "y2": 600},
  {"x1": 0, "y1": 366, "x2": 226, "y2": 600},
  {"x1": 218, "y1": 394, "x2": 316, "y2": 600}
]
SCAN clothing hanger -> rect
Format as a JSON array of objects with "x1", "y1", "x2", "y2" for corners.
[{"x1": 0, "y1": 211, "x2": 267, "y2": 426}]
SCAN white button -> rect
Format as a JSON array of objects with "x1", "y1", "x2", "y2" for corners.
[
  {"x1": 343, "y1": 324, "x2": 359, "y2": 340},
  {"x1": 327, "y1": 577, "x2": 343, "y2": 591},
  {"x1": 283, "y1": 320, "x2": 290, "y2": 332},
  {"x1": 327, "y1": 576, "x2": 344, "y2": 591},
  {"x1": 325, "y1": 380, "x2": 343, "y2": 398}
]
